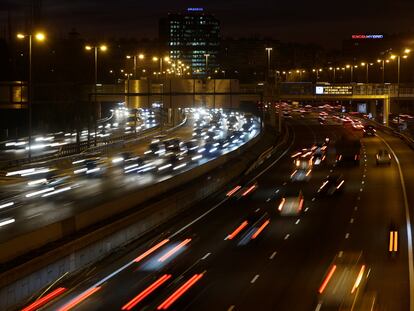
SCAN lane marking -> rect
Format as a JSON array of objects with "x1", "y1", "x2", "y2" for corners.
[
  {"x1": 350, "y1": 218, "x2": 354, "y2": 224},
  {"x1": 345, "y1": 233, "x2": 350, "y2": 239},
  {"x1": 312, "y1": 197, "x2": 316, "y2": 202},
  {"x1": 295, "y1": 219, "x2": 300, "y2": 225},
  {"x1": 315, "y1": 302, "x2": 322, "y2": 311},
  {"x1": 269, "y1": 251, "x2": 277, "y2": 260},
  {"x1": 305, "y1": 207, "x2": 309, "y2": 212},
  {"x1": 284, "y1": 234, "x2": 290, "y2": 240},
  {"x1": 201, "y1": 252, "x2": 211, "y2": 260},
  {"x1": 378, "y1": 134, "x2": 414, "y2": 311},
  {"x1": 251, "y1": 274, "x2": 260, "y2": 284},
  {"x1": 354, "y1": 206, "x2": 358, "y2": 211},
  {"x1": 227, "y1": 306, "x2": 235, "y2": 311}
]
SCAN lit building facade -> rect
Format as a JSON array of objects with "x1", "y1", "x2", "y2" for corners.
[{"x1": 159, "y1": 8, "x2": 220, "y2": 76}]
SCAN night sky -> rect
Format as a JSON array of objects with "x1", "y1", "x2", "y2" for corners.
[{"x1": 1, "y1": 0, "x2": 414, "y2": 47}]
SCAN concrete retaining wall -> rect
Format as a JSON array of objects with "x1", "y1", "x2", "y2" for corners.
[{"x1": 0, "y1": 130, "x2": 264, "y2": 310}]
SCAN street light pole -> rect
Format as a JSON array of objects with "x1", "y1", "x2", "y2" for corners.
[
  {"x1": 85, "y1": 44, "x2": 107, "y2": 146},
  {"x1": 204, "y1": 53, "x2": 210, "y2": 75},
  {"x1": 17, "y1": 32, "x2": 45, "y2": 161},
  {"x1": 28, "y1": 34, "x2": 32, "y2": 161},
  {"x1": 265, "y1": 47, "x2": 272, "y2": 80}
]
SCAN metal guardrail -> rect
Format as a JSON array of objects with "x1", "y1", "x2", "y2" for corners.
[
  {"x1": 363, "y1": 118, "x2": 414, "y2": 150},
  {"x1": 244, "y1": 123, "x2": 289, "y2": 176}
]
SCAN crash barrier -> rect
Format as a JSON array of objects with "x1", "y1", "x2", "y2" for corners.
[
  {"x1": 244, "y1": 124, "x2": 289, "y2": 176},
  {"x1": 0, "y1": 125, "x2": 269, "y2": 310},
  {"x1": 366, "y1": 119, "x2": 414, "y2": 150}
]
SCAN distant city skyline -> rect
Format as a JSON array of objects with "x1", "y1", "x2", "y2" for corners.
[{"x1": 0, "y1": 0, "x2": 414, "y2": 48}]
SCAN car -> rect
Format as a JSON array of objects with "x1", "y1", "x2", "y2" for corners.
[
  {"x1": 226, "y1": 209, "x2": 270, "y2": 245},
  {"x1": 312, "y1": 145, "x2": 327, "y2": 166},
  {"x1": 291, "y1": 156, "x2": 312, "y2": 181},
  {"x1": 145, "y1": 141, "x2": 166, "y2": 157},
  {"x1": 231, "y1": 182, "x2": 258, "y2": 200},
  {"x1": 278, "y1": 190, "x2": 304, "y2": 216},
  {"x1": 73, "y1": 157, "x2": 106, "y2": 177},
  {"x1": 163, "y1": 138, "x2": 184, "y2": 153},
  {"x1": 376, "y1": 149, "x2": 391, "y2": 165},
  {"x1": 183, "y1": 140, "x2": 200, "y2": 155},
  {"x1": 318, "y1": 252, "x2": 368, "y2": 309},
  {"x1": 363, "y1": 125, "x2": 376, "y2": 137},
  {"x1": 317, "y1": 174, "x2": 345, "y2": 196}
]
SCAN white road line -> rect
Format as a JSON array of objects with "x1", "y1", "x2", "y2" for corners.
[
  {"x1": 345, "y1": 233, "x2": 350, "y2": 239},
  {"x1": 338, "y1": 251, "x2": 343, "y2": 257},
  {"x1": 315, "y1": 302, "x2": 322, "y2": 311},
  {"x1": 201, "y1": 252, "x2": 211, "y2": 260},
  {"x1": 305, "y1": 207, "x2": 309, "y2": 212},
  {"x1": 295, "y1": 219, "x2": 300, "y2": 225},
  {"x1": 360, "y1": 188, "x2": 363, "y2": 192},
  {"x1": 350, "y1": 218, "x2": 354, "y2": 224},
  {"x1": 169, "y1": 197, "x2": 228, "y2": 239},
  {"x1": 378, "y1": 134, "x2": 414, "y2": 311},
  {"x1": 312, "y1": 197, "x2": 316, "y2": 202},
  {"x1": 284, "y1": 234, "x2": 290, "y2": 240},
  {"x1": 354, "y1": 206, "x2": 358, "y2": 211},
  {"x1": 227, "y1": 305, "x2": 235, "y2": 311},
  {"x1": 357, "y1": 196, "x2": 361, "y2": 201},
  {"x1": 255, "y1": 208, "x2": 260, "y2": 212},
  {"x1": 251, "y1": 274, "x2": 260, "y2": 284},
  {"x1": 269, "y1": 251, "x2": 277, "y2": 260}
]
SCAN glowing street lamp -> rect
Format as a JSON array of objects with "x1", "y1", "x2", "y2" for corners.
[
  {"x1": 85, "y1": 44, "x2": 108, "y2": 145},
  {"x1": 16, "y1": 31, "x2": 46, "y2": 161}
]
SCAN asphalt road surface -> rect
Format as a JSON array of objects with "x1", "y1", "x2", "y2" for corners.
[{"x1": 21, "y1": 114, "x2": 414, "y2": 311}]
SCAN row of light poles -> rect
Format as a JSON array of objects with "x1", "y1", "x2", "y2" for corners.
[
  {"x1": 17, "y1": 30, "x2": 109, "y2": 157},
  {"x1": 265, "y1": 46, "x2": 412, "y2": 85}
]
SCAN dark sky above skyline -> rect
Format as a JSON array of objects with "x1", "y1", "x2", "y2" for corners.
[{"x1": 1, "y1": 0, "x2": 414, "y2": 48}]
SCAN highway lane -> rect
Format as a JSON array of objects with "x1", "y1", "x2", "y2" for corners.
[
  {"x1": 35, "y1": 117, "x2": 338, "y2": 311},
  {"x1": 21, "y1": 115, "x2": 413, "y2": 311},
  {"x1": 0, "y1": 122, "x2": 194, "y2": 242},
  {"x1": 0, "y1": 111, "x2": 259, "y2": 245}
]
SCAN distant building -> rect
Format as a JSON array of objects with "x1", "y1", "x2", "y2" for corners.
[{"x1": 159, "y1": 8, "x2": 220, "y2": 76}]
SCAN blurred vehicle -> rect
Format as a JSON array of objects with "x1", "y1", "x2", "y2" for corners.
[
  {"x1": 278, "y1": 190, "x2": 304, "y2": 216},
  {"x1": 291, "y1": 156, "x2": 312, "y2": 181},
  {"x1": 335, "y1": 137, "x2": 361, "y2": 165},
  {"x1": 198, "y1": 142, "x2": 221, "y2": 157},
  {"x1": 317, "y1": 174, "x2": 345, "y2": 196},
  {"x1": 376, "y1": 149, "x2": 391, "y2": 165},
  {"x1": 232, "y1": 182, "x2": 258, "y2": 200},
  {"x1": 226, "y1": 209, "x2": 270, "y2": 245},
  {"x1": 183, "y1": 140, "x2": 200, "y2": 155},
  {"x1": 73, "y1": 157, "x2": 106, "y2": 177},
  {"x1": 318, "y1": 252, "x2": 368, "y2": 309},
  {"x1": 363, "y1": 125, "x2": 376, "y2": 137},
  {"x1": 163, "y1": 137, "x2": 184, "y2": 153},
  {"x1": 145, "y1": 141, "x2": 166, "y2": 157},
  {"x1": 312, "y1": 144, "x2": 327, "y2": 166}
]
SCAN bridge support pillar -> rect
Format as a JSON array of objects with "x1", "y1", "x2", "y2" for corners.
[
  {"x1": 383, "y1": 97, "x2": 390, "y2": 126},
  {"x1": 369, "y1": 101, "x2": 377, "y2": 118}
]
